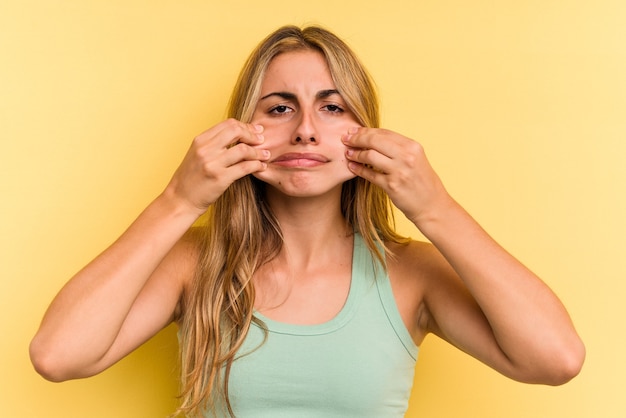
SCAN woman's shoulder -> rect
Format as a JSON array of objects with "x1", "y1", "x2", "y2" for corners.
[
  {"x1": 174, "y1": 226, "x2": 205, "y2": 281},
  {"x1": 181, "y1": 226, "x2": 204, "y2": 249},
  {"x1": 168, "y1": 227, "x2": 204, "y2": 320},
  {"x1": 385, "y1": 238, "x2": 456, "y2": 297},
  {"x1": 386, "y1": 238, "x2": 441, "y2": 271},
  {"x1": 384, "y1": 239, "x2": 440, "y2": 343}
]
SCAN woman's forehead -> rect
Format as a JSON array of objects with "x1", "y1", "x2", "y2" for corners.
[{"x1": 261, "y1": 50, "x2": 334, "y2": 93}]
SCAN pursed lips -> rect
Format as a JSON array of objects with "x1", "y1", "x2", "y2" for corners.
[{"x1": 270, "y1": 153, "x2": 330, "y2": 167}]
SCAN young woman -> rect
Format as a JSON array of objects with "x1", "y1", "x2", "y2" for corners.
[{"x1": 30, "y1": 25, "x2": 585, "y2": 417}]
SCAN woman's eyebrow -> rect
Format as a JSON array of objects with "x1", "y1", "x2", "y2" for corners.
[
  {"x1": 259, "y1": 91, "x2": 296, "y2": 101},
  {"x1": 259, "y1": 89, "x2": 340, "y2": 101},
  {"x1": 317, "y1": 89, "x2": 340, "y2": 99}
]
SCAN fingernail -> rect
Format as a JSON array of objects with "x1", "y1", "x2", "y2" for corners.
[
  {"x1": 257, "y1": 134, "x2": 264, "y2": 142},
  {"x1": 254, "y1": 124, "x2": 264, "y2": 133},
  {"x1": 346, "y1": 148, "x2": 354, "y2": 157},
  {"x1": 262, "y1": 150, "x2": 270, "y2": 158}
]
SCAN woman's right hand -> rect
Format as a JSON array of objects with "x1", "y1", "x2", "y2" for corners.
[
  {"x1": 165, "y1": 119, "x2": 270, "y2": 215},
  {"x1": 29, "y1": 119, "x2": 269, "y2": 382}
]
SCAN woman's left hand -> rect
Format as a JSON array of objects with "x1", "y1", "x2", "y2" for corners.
[
  {"x1": 344, "y1": 127, "x2": 586, "y2": 385},
  {"x1": 342, "y1": 127, "x2": 451, "y2": 227}
]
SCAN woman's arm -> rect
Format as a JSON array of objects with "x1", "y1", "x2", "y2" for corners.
[
  {"x1": 29, "y1": 196, "x2": 197, "y2": 381},
  {"x1": 30, "y1": 120, "x2": 269, "y2": 381},
  {"x1": 343, "y1": 128, "x2": 585, "y2": 384},
  {"x1": 413, "y1": 205, "x2": 583, "y2": 384}
]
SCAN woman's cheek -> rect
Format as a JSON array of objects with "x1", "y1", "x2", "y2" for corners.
[{"x1": 251, "y1": 170, "x2": 271, "y2": 183}]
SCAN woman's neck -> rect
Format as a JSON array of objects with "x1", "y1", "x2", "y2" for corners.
[{"x1": 265, "y1": 186, "x2": 352, "y2": 268}]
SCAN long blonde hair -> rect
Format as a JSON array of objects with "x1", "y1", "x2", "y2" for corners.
[{"x1": 176, "y1": 25, "x2": 407, "y2": 417}]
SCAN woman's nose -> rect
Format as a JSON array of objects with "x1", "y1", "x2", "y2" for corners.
[
  {"x1": 291, "y1": 111, "x2": 317, "y2": 144},
  {"x1": 294, "y1": 135, "x2": 316, "y2": 144}
]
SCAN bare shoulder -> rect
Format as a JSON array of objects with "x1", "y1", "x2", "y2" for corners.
[
  {"x1": 385, "y1": 239, "x2": 453, "y2": 344},
  {"x1": 177, "y1": 226, "x2": 203, "y2": 263},
  {"x1": 387, "y1": 239, "x2": 440, "y2": 271},
  {"x1": 167, "y1": 227, "x2": 203, "y2": 321},
  {"x1": 165, "y1": 227, "x2": 202, "y2": 283},
  {"x1": 388, "y1": 238, "x2": 462, "y2": 288}
]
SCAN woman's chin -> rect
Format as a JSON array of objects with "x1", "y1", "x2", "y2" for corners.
[{"x1": 251, "y1": 169, "x2": 356, "y2": 198}]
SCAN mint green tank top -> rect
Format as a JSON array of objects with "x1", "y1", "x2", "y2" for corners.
[{"x1": 217, "y1": 233, "x2": 418, "y2": 417}]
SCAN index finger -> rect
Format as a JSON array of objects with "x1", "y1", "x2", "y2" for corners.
[
  {"x1": 196, "y1": 119, "x2": 265, "y2": 149},
  {"x1": 341, "y1": 127, "x2": 399, "y2": 159}
]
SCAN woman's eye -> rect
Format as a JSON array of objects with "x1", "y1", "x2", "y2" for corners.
[
  {"x1": 269, "y1": 105, "x2": 292, "y2": 115},
  {"x1": 324, "y1": 104, "x2": 344, "y2": 113}
]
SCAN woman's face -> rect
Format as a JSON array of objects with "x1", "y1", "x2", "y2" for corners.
[{"x1": 250, "y1": 50, "x2": 361, "y2": 198}]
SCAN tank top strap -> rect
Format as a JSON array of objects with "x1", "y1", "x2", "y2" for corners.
[{"x1": 359, "y1": 235, "x2": 419, "y2": 360}]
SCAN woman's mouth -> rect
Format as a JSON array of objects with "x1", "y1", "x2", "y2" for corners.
[{"x1": 270, "y1": 153, "x2": 330, "y2": 168}]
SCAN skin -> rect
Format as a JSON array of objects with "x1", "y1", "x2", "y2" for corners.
[
  {"x1": 248, "y1": 51, "x2": 360, "y2": 322},
  {"x1": 30, "y1": 49, "x2": 585, "y2": 387}
]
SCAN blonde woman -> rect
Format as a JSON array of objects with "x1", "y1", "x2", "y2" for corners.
[{"x1": 30, "y1": 25, "x2": 585, "y2": 418}]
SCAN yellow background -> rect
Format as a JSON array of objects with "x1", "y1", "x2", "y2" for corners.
[{"x1": 1, "y1": 1, "x2": 624, "y2": 417}]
